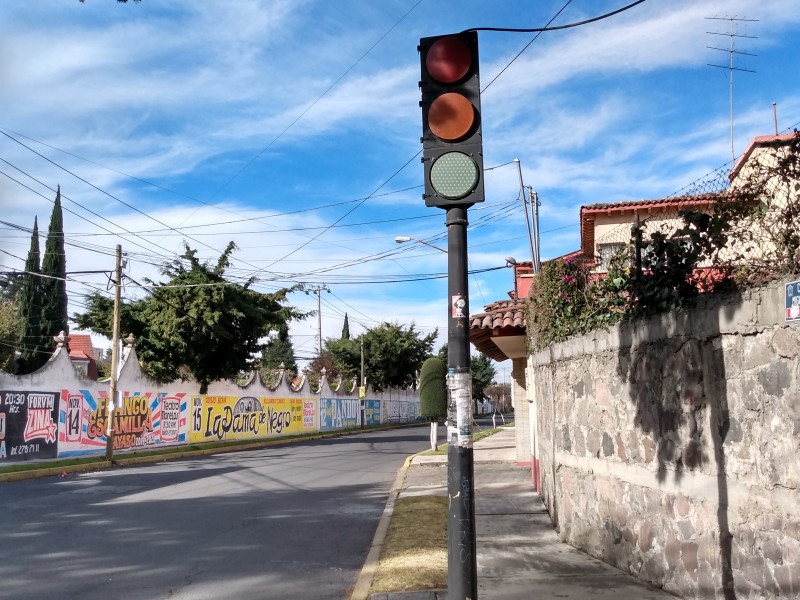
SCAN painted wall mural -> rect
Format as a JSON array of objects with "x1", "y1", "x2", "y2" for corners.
[
  {"x1": 364, "y1": 399, "x2": 381, "y2": 426},
  {"x1": 0, "y1": 390, "x2": 60, "y2": 462},
  {"x1": 319, "y1": 397, "x2": 360, "y2": 431},
  {"x1": 57, "y1": 390, "x2": 189, "y2": 456},
  {"x1": 383, "y1": 399, "x2": 419, "y2": 422},
  {"x1": 190, "y1": 396, "x2": 318, "y2": 443}
]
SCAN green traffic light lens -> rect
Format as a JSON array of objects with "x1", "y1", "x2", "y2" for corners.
[{"x1": 429, "y1": 152, "x2": 479, "y2": 200}]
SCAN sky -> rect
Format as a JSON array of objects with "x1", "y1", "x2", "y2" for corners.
[{"x1": 2, "y1": 0, "x2": 799, "y2": 373}]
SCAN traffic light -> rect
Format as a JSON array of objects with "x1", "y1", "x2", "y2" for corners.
[{"x1": 419, "y1": 31, "x2": 484, "y2": 208}]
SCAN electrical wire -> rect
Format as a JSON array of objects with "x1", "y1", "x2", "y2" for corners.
[
  {"x1": 465, "y1": 0, "x2": 647, "y2": 34},
  {"x1": 203, "y1": 0, "x2": 426, "y2": 203}
]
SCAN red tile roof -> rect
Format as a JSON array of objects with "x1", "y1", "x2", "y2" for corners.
[
  {"x1": 469, "y1": 299, "x2": 526, "y2": 362},
  {"x1": 730, "y1": 132, "x2": 799, "y2": 181},
  {"x1": 68, "y1": 334, "x2": 99, "y2": 379},
  {"x1": 579, "y1": 193, "x2": 721, "y2": 259}
]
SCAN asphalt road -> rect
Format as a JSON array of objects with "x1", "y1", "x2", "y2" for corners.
[{"x1": 0, "y1": 426, "x2": 433, "y2": 600}]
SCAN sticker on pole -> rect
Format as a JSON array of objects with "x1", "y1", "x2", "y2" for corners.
[
  {"x1": 450, "y1": 372, "x2": 473, "y2": 448},
  {"x1": 787, "y1": 280, "x2": 800, "y2": 322},
  {"x1": 452, "y1": 294, "x2": 466, "y2": 318}
]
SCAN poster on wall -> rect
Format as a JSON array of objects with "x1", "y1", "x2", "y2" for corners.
[
  {"x1": 364, "y1": 399, "x2": 381, "y2": 426},
  {"x1": 58, "y1": 390, "x2": 189, "y2": 456},
  {"x1": 58, "y1": 389, "x2": 107, "y2": 456},
  {"x1": 189, "y1": 396, "x2": 317, "y2": 443},
  {"x1": 319, "y1": 398, "x2": 360, "y2": 431},
  {"x1": 0, "y1": 390, "x2": 59, "y2": 462},
  {"x1": 383, "y1": 399, "x2": 419, "y2": 423}
]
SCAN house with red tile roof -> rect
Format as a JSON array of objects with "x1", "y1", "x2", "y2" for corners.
[
  {"x1": 68, "y1": 333, "x2": 99, "y2": 380},
  {"x1": 468, "y1": 131, "x2": 799, "y2": 477}
]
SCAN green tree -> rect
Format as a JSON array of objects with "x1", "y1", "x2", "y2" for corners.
[
  {"x1": 74, "y1": 242, "x2": 306, "y2": 393},
  {"x1": 419, "y1": 356, "x2": 447, "y2": 451},
  {"x1": 260, "y1": 324, "x2": 297, "y2": 374},
  {"x1": 470, "y1": 353, "x2": 496, "y2": 406},
  {"x1": 341, "y1": 313, "x2": 350, "y2": 339},
  {"x1": 0, "y1": 299, "x2": 21, "y2": 372},
  {"x1": 321, "y1": 336, "x2": 360, "y2": 382},
  {"x1": 17, "y1": 217, "x2": 48, "y2": 373},
  {"x1": 324, "y1": 322, "x2": 437, "y2": 391},
  {"x1": 437, "y1": 343, "x2": 448, "y2": 363},
  {"x1": 40, "y1": 187, "x2": 68, "y2": 339}
]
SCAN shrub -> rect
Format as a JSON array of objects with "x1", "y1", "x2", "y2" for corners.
[{"x1": 419, "y1": 357, "x2": 447, "y2": 420}]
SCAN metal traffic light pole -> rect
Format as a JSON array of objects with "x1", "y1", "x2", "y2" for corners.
[
  {"x1": 418, "y1": 31, "x2": 482, "y2": 597},
  {"x1": 445, "y1": 205, "x2": 477, "y2": 599}
]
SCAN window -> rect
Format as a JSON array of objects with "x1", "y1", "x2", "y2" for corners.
[{"x1": 597, "y1": 243, "x2": 626, "y2": 271}]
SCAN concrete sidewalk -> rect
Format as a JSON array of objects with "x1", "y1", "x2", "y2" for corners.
[{"x1": 364, "y1": 426, "x2": 675, "y2": 600}]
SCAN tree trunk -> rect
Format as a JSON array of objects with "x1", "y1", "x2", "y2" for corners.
[{"x1": 430, "y1": 420, "x2": 438, "y2": 451}]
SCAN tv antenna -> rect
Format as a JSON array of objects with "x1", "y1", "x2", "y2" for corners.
[{"x1": 706, "y1": 16, "x2": 758, "y2": 162}]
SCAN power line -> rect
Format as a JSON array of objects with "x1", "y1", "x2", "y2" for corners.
[
  {"x1": 466, "y1": 0, "x2": 647, "y2": 33},
  {"x1": 203, "y1": 0, "x2": 426, "y2": 203}
]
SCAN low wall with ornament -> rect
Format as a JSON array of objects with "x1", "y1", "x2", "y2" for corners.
[{"x1": 0, "y1": 338, "x2": 420, "y2": 463}]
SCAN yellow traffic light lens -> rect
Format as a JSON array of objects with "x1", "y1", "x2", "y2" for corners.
[
  {"x1": 430, "y1": 152, "x2": 479, "y2": 200},
  {"x1": 426, "y1": 36, "x2": 471, "y2": 83},
  {"x1": 429, "y1": 92, "x2": 475, "y2": 142}
]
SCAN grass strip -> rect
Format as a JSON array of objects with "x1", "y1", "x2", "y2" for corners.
[
  {"x1": 370, "y1": 496, "x2": 447, "y2": 593},
  {"x1": 420, "y1": 426, "x2": 504, "y2": 456}
]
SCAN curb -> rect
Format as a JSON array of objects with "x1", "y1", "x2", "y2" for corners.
[
  {"x1": 0, "y1": 422, "x2": 425, "y2": 484},
  {"x1": 349, "y1": 451, "x2": 417, "y2": 600}
]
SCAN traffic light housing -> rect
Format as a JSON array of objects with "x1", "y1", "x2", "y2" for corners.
[{"x1": 419, "y1": 31, "x2": 484, "y2": 208}]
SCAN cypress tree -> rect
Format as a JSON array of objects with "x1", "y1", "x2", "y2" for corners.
[
  {"x1": 261, "y1": 324, "x2": 298, "y2": 375},
  {"x1": 40, "y1": 186, "x2": 69, "y2": 340},
  {"x1": 341, "y1": 313, "x2": 350, "y2": 339},
  {"x1": 419, "y1": 356, "x2": 447, "y2": 419},
  {"x1": 18, "y1": 217, "x2": 45, "y2": 373},
  {"x1": 419, "y1": 356, "x2": 447, "y2": 451}
]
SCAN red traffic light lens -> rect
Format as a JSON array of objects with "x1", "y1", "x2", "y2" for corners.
[
  {"x1": 428, "y1": 92, "x2": 475, "y2": 142},
  {"x1": 425, "y1": 36, "x2": 471, "y2": 83}
]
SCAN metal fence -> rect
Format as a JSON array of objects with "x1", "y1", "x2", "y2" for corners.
[{"x1": 593, "y1": 140, "x2": 800, "y2": 286}]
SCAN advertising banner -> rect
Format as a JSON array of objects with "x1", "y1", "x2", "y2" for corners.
[
  {"x1": 364, "y1": 399, "x2": 381, "y2": 426},
  {"x1": 190, "y1": 396, "x2": 317, "y2": 443},
  {"x1": 319, "y1": 397, "x2": 359, "y2": 431},
  {"x1": 0, "y1": 390, "x2": 59, "y2": 462},
  {"x1": 383, "y1": 399, "x2": 419, "y2": 423},
  {"x1": 58, "y1": 390, "x2": 189, "y2": 456},
  {"x1": 58, "y1": 389, "x2": 106, "y2": 456}
]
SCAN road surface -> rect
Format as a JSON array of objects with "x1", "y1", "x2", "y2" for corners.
[{"x1": 0, "y1": 426, "x2": 432, "y2": 600}]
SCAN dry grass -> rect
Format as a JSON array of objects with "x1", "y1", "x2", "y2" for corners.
[{"x1": 369, "y1": 495, "x2": 448, "y2": 593}]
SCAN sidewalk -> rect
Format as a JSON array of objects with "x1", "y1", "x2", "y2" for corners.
[{"x1": 364, "y1": 427, "x2": 675, "y2": 600}]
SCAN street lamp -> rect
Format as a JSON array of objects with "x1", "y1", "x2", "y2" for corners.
[{"x1": 394, "y1": 236, "x2": 448, "y2": 253}]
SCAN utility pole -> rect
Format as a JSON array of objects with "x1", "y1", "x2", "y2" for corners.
[
  {"x1": 305, "y1": 284, "x2": 329, "y2": 356},
  {"x1": 529, "y1": 187, "x2": 541, "y2": 274},
  {"x1": 105, "y1": 244, "x2": 122, "y2": 461},
  {"x1": 360, "y1": 337, "x2": 366, "y2": 427},
  {"x1": 514, "y1": 159, "x2": 536, "y2": 269}
]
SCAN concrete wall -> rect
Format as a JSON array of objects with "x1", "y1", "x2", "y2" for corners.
[
  {"x1": 509, "y1": 356, "x2": 530, "y2": 466},
  {"x1": 529, "y1": 278, "x2": 800, "y2": 599},
  {"x1": 0, "y1": 343, "x2": 420, "y2": 463}
]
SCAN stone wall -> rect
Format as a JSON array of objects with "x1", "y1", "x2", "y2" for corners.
[{"x1": 530, "y1": 278, "x2": 800, "y2": 598}]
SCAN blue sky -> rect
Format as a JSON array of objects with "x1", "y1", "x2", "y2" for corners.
[{"x1": 2, "y1": 0, "x2": 799, "y2": 369}]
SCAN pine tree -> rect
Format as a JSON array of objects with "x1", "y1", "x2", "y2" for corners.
[
  {"x1": 40, "y1": 186, "x2": 68, "y2": 340},
  {"x1": 261, "y1": 324, "x2": 298, "y2": 375},
  {"x1": 341, "y1": 313, "x2": 350, "y2": 339},
  {"x1": 18, "y1": 217, "x2": 45, "y2": 373}
]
